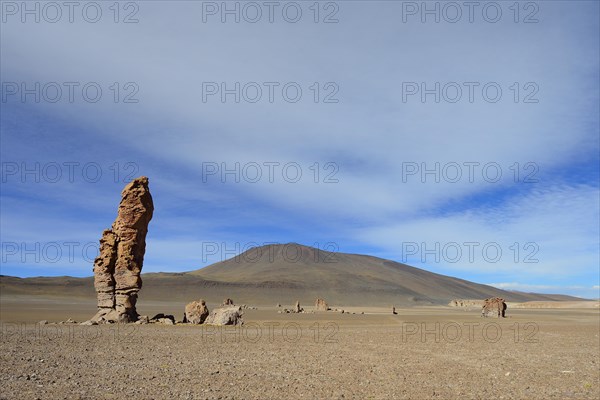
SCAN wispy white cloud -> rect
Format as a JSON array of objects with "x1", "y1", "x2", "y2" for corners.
[
  {"x1": 1, "y1": 1, "x2": 598, "y2": 296},
  {"x1": 356, "y1": 184, "x2": 599, "y2": 280}
]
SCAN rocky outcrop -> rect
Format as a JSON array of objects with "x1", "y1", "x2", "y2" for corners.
[
  {"x1": 482, "y1": 297, "x2": 507, "y2": 318},
  {"x1": 315, "y1": 298, "x2": 329, "y2": 311},
  {"x1": 222, "y1": 298, "x2": 234, "y2": 306},
  {"x1": 89, "y1": 177, "x2": 154, "y2": 323},
  {"x1": 449, "y1": 299, "x2": 483, "y2": 308},
  {"x1": 150, "y1": 314, "x2": 175, "y2": 324},
  {"x1": 294, "y1": 301, "x2": 303, "y2": 313},
  {"x1": 205, "y1": 306, "x2": 244, "y2": 326},
  {"x1": 184, "y1": 299, "x2": 209, "y2": 324}
]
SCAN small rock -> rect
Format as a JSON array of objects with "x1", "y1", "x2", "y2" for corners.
[{"x1": 222, "y1": 298, "x2": 234, "y2": 306}]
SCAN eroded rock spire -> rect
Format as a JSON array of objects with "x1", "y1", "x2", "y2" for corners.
[{"x1": 90, "y1": 177, "x2": 154, "y2": 323}]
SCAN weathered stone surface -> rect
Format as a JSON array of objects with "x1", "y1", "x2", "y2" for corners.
[
  {"x1": 89, "y1": 177, "x2": 154, "y2": 324},
  {"x1": 482, "y1": 297, "x2": 507, "y2": 318},
  {"x1": 205, "y1": 306, "x2": 244, "y2": 326},
  {"x1": 184, "y1": 299, "x2": 209, "y2": 324},
  {"x1": 315, "y1": 298, "x2": 329, "y2": 311}
]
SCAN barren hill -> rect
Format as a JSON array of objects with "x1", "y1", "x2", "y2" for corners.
[
  {"x1": 1, "y1": 243, "x2": 584, "y2": 307},
  {"x1": 187, "y1": 243, "x2": 582, "y2": 305}
]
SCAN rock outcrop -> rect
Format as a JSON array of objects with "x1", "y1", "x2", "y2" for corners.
[
  {"x1": 89, "y1": 177, "x2": 154, "y2": 323},
  {"x1": 222, "y1": 298, "x2": 234, "y2": 306},
  {"x1": 205, "y1": 306, "x2": 244, "y2": 326},
  {"x1": 150, "y1": 314, "x2": 175, "y2": 324},
  {"x1": 294, "y1": 301, "x2": 303, "y2": 313},
  {"x1": 184, "y1": 299, "x2": 209, "y2": 324},
  {"x1": 482, "y1": 297, "x2": 507, "y2": 318},
  {"x1": 449, "y1": 299, "x2": 483, "y2": 308},
  {"x1": 315, "y1": 298, "x2": 329, "y2": 311}
]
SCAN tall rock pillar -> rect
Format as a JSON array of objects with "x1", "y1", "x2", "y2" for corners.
[{"x1": 90, "y1": 176, "x2": 154, "y2": 323}]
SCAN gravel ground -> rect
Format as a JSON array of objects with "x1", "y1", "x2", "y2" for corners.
[{"x1": 1, "y1": 309, "x2": 598, "y2": 399}]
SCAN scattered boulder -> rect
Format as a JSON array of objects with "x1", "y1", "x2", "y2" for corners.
[
  {"x1": 482, "y1": 297, "x2": 507, "y2": 318},
  {"x1": 392, "y1": 306, "x2": 397, "y2": 315},
  {"x1": 89, "y1": 177, "x2": 154, "y2": 324},
  {"x1": 150, "y1": 314, "x2": 175, "y2": 324},
  {"x1": 135, "y1": 316, "x2": 149, "y2": 325},
  {"x1": 37, "y1": 320, "x2": 48, "y2": 325},
  {"x1": 205, "y1": 306, "x2": 244, "y2": 326},
  {"x1": 315, "y1": 298, "x2": 329, "y2": 311},
  {"x1": 80, "y1": 320, "x2": 98, "y2": 326},
  {"x1": 449, "y1": 299, "x2": 482, "y2": 308},
  {"x1": 277, "y1": 303, "x2": 281, "y2": 308},
  {"x1": 184, "y1": 299, "x2": 209, "y2": 324},
  {"x1": 222, "y1": 298, "x2": 234, "y2": 306}
]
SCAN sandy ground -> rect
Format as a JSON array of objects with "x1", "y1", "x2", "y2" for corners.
[{"x1": 0, "y1": 297, "x2": 599, "y2": 399}]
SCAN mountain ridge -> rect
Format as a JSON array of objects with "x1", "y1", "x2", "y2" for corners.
[{"x1": 0, "y1": 243, "x2": 587, "y2": 305}]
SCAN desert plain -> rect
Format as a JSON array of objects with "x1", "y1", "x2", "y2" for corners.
[{"x1": 1, "y1": 294, "x2": 598, "y2": 400}]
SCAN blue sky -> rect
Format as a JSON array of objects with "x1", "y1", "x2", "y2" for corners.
[{"x1": 1, "y1": 1, "x2": 599, "y2": 298}]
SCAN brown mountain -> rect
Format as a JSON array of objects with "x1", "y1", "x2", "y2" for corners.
[{"x1": 0, "y1": 243, "x2": 584, "y2": 307}]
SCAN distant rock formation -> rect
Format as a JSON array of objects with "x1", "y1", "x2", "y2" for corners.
[
  {"x1": 482, "y1": 297, "x2": 507, "y2": 318},
  {"x1": 89, "y1": 177, "x2": 154, "y2": 323},
  {"x1": 222, "y1": 298, "x2": 234, "y2": 306},
  {"x1": 449, "y1": 299, "x2": 483, "y2": 308},
  {"x1": 315, "y1": 298, "x2": 329, "y2": 311},
  {"x1": 184, "y1": 299, "x2": 209, "y2": 324},
  {"x1": 294, "y1": 300, "x2": 303, "y2": 313},
  {"x1": 205, "y1": 306, "x2": 244, "y2": 325}
]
